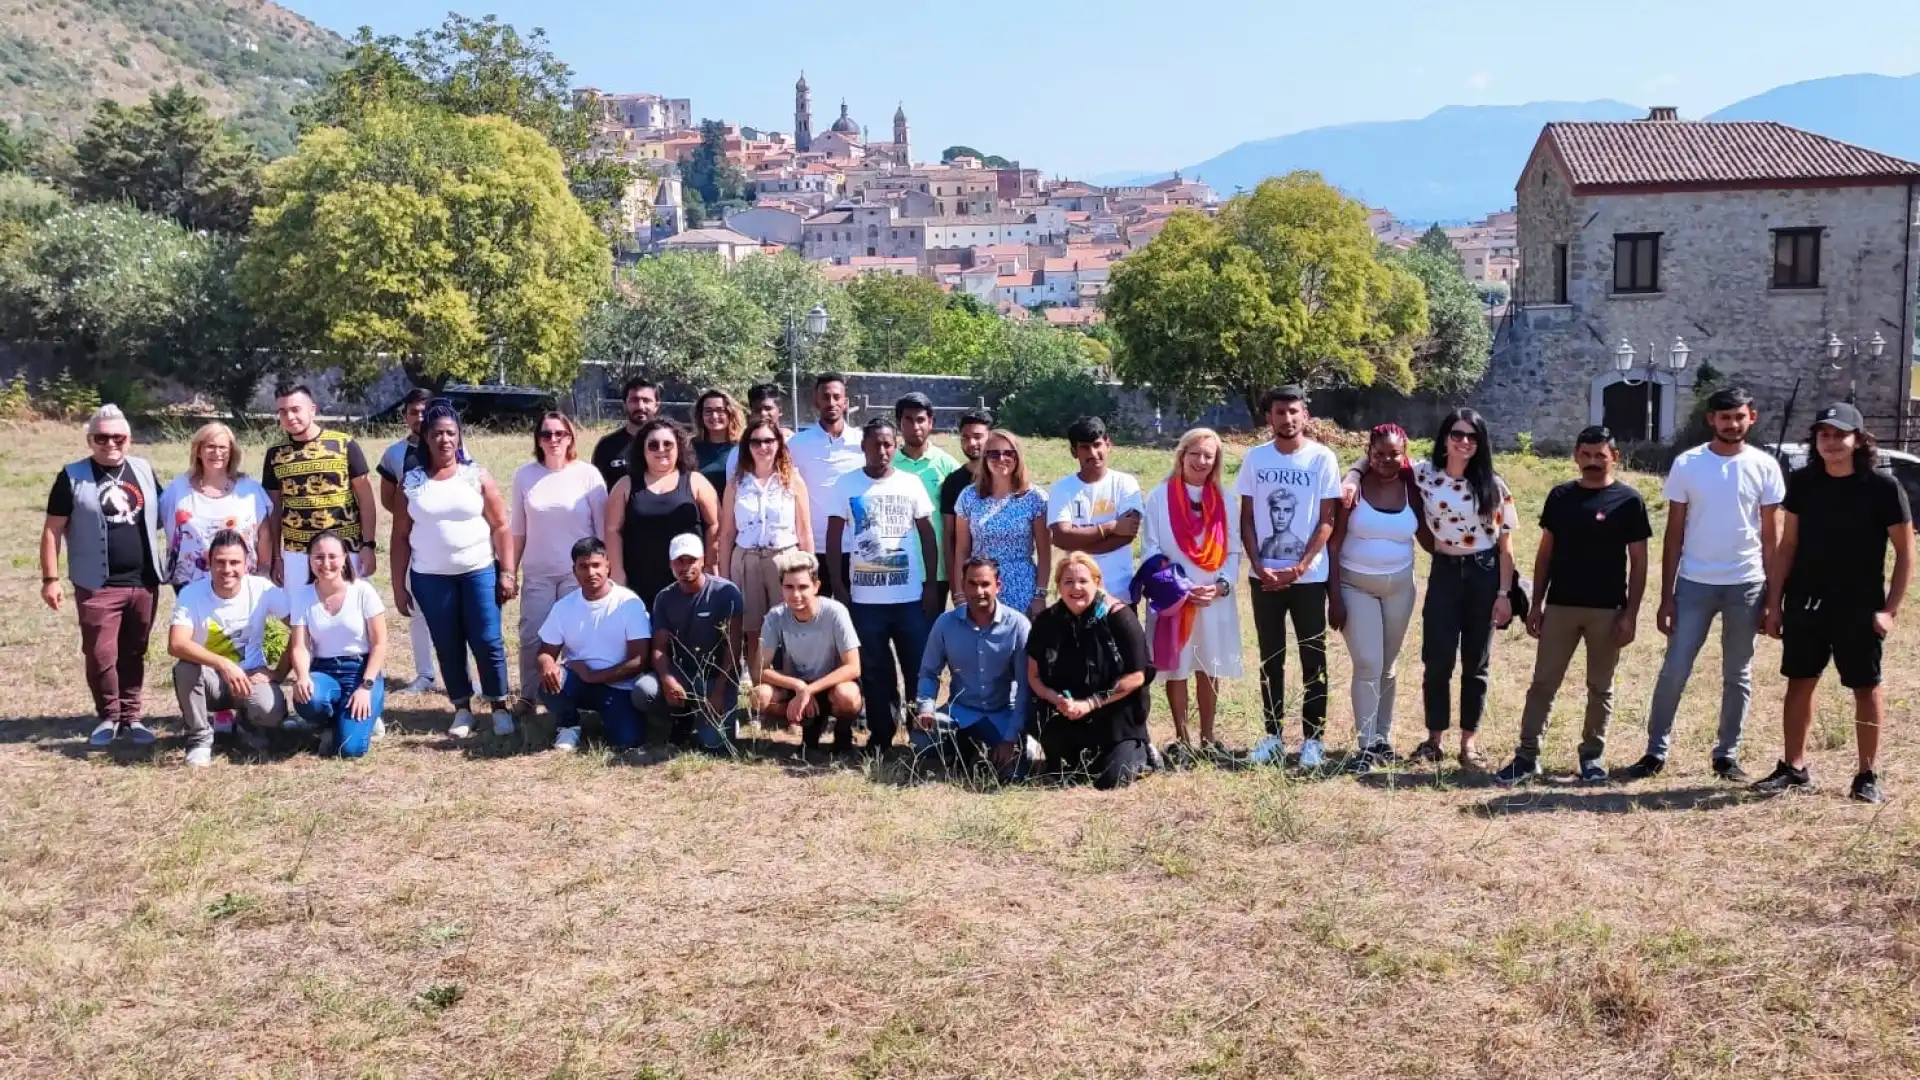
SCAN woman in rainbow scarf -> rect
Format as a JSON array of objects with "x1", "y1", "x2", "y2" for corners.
[{"x1": 1140, "y1": 428, "x2": 1244, "y2": 764}]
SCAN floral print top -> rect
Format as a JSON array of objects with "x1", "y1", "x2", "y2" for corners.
[{"x1": 1413, "y1": 461, "x2": 1514, "y2": 551}]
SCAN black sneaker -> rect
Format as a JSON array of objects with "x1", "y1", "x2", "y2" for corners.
[
  {"x1": 1619, "y1": 754, "x2": 1665, "y2": 782},
  {"x1": 1851, "y1": 771, "x2": 1884, "y2": 804},
  {"x1": 1491, "y1": 756, "x2": 1540, "y2": 787},
  {"x1": 1712, "y1": 757, "x2": 1751, "y2": 783},
  {"x1": 1346, "y1": 749, "x2": 1376, "y2": 775},
  {"x1": 1752, "y1": 761, "x2": 1812, "y2": 795},
  {"x1": 1369, "y1": 743, "x2": 1402, "y2": 766},
  {"x1": 1577, "y1": 759, "x2": 1608, "y2": 784},
  {"x1": 1164, "y1": 742, "x2": 1198, "y2": 770}
]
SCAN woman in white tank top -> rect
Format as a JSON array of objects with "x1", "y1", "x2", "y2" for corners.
[{"x1": 1328, "y1": 425, "x2": 1426, "y2": 771}]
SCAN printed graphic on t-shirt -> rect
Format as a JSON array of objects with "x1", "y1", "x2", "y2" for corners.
[
  {"x1": 848, "y1": 491, "x2": 916, "y2": 590},
  {"x1": 1256, "y1": 485, "x2": 1307, "y2": 564},
  {"x1": 100, "y1": 470, "x2": 142, "y2": 526}
]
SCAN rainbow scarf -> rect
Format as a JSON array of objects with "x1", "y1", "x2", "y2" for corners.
[{"x1": 1166, "y1": 481, "x2": 1227, "y2": 665}]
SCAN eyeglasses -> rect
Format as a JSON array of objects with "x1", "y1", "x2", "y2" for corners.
[
  {"x1": 984, "y1": 449, "x2": 1017, "y2": 461},
  {"x1": 538, "y1": 429, "x2": 571, "y2": 440},
  {"x1": 1446, "y1": 429, "x2": 1479, "y2": 442},
  {"x1": 749, "y1": 437, "x2": 778, "y2": 448},
  {"x1": 701, "y1": 406, "x2": 731, "y2": 416},
  {"x1": 90, "y1": 434, "x2": 129, "y2": 446},
  {"x1": 644, "y1": 440, "x2": 677, "y2": 452}
]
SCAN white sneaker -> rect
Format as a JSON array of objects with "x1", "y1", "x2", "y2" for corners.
[
  {"x1": 1250, "y1": 734, "x2": 1287, "y2": 765},
  {"x1": 1298, "y1": 738, "x2": 1326, "y2": 769},
  {"x1": 491, "y1": 709, "x2": 515, "y2": 737},
  {"x1": 371, "y1": 718, "x2": 386, "y2": 741},
  {"x1": 185, "y1": 746, "x2": 213, "y2": 768},
  {"x1": 403, "y1": 675, "x2": 437, "y2": 695},
  {"x1": 554, "y1": 726, "x2": 581, "y2": 752},
  {"x1": 447, "y1": 709, "x2": 473, "y2": 739}
]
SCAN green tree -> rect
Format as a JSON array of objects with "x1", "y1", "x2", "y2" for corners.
[
  {"x1": 899, "y1": 302, "x2": 1003, "y2": 376},
  {"x1": 845, "y1": 273, "x2": 950, "y2": 369},
  {"x1": 941, "y1": 146, "x2": 982, "y2": 163},
  {"x1": 1105, "y1": 172, "x2": 1429, "y2": 418},
  {"x1": 296, "y1": 28, "x2": 432, "y2": 132},
  {"x1": 583, "y1": 252, "x2": 774, "y2": 390},
  {"x1": 70, "y1": 86, "x2": 261, "y2": 234},
  {"x1": 0, "y1": 119, "x2": 27, "y2": 175},
  {"x1": 974, "y1": 322, "x2": 1115, "y2": 437},
  {"x1": 238, "y1": 106, "x2": 611, "y2": 391},
  {"x1": 1396, "y1": 247, "x2": 1488, "y2": 394},
  {"x1": 684, "y1": 119, "x2": 749, "y2": 213},
  {"x1": 1416, "y1": 223, "x2": 1458, "y2": 263},
  {"x1": 730, "y1": 251, "x2": 861, "y2": 373}
]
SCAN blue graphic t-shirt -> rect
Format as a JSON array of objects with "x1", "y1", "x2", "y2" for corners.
[{"x1": 833, "y1": 469, "x2": 934, "y2": 605}]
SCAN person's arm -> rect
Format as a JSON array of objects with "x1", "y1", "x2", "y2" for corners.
[
  {"x1": 288, "y1": 625, "x2": 315, "y2": 703},
  {"x1": 263, "y1": 471, "x2": 284, "y2": 585},
  {"x1": 1658, "y1": 500, "x2": 1687, "y2": 636},
  {"x1": 651, "y1": 624, "x2": 684, "y2": 700},
  {"x1": 808, "y1": 647, "x2": 861, "y2": 696},
  {"x1": 1300, "y1": 497, "x2": 1338, "y2": 575},
  {"x1": 350, "y1": 608, "x2": 388, "y2": 720},
  {"x1": 390, "y1": 491, "x2": 414, "y2": 616},
  {"x1": 380, "y1": 476, "x2": 401, "y2": 516},
  {"x1": 1615, "y1": 539, "x2": 1648, "y2": 647},
  {"x1": 587, "y1": 473, "x2": 608, "y2": 542},
  {"x1": 1492, "y1": 529, "x2": 1516, "y2": 627},
  {"x1": 792, "y1": 478, "x2": 815, "y2": 554},
  {"x1": 1526, "y1": 529, "x2": 1555, "y2": 637},
  {"x1": 351, "y1": 470, "x2": 379, "y2": 576},
  {"x1": 509, "y1": 466, "x2": 530, "y2": 582},
  {"x1": 1757, "y1": 503, "x2": 1781, "y2": 624},
  {"x1": 581, "y1": 631, "x2": 653, "y2": 686},
  {"x1": 914, "y1": 617, "x2": 948, "y2": 723},
  {"x1": 917, "y1": 513, "x2": 940, "y2": 615},
  {"x1": 1091, "y1": 607, "x2": 1149, "y2": 706},
  {"x1": 1240, "y1": 494, "x2": 1282, "y2": 590},
  {"x1": 39, "y1": 514, "x2": 65, "y2": 611},
  {"x1": 716, "y1": 483, "x2": 739, "y2": 579},
  {"x1": 1027, "y1": 656, "x2": 1073, "y2": 714},
  {"x1": 605, "y1": 478, "x2": 629, "y2": 587},
  {"x1": 1326, "y1": 500, "x2": 1349, "y2": 629},
  {"x1": 481, "y1": 470, "x2": 515, "y2": 578},
  {"x1": 1764, "y1": 511, "x2": 1798, "y2": 639},
  {"x1": 692, "y1": 474, "x2": 721, "y2": 575},
  {"x1": 1051, "y1": 520, "x2": 1133, "y2": 554},
  {"x1": 168, "y1": 622, "x2": 251, "y2": 698},
  {"x1": 826, "y1": 516, "x2": 847, "y2": 598},
  {"x1": 942, "y1": 505, "x2": 960, "y2": 586},
  {"x1": 1883, "y1": 521, "x2": 1912, "y2": 631},
  {"x1": 952, "y1": 513, "x2": 974, "y2": 604},
  {"x1": 1010, "y1": 619, "x2": 1031, "y2": 721}
]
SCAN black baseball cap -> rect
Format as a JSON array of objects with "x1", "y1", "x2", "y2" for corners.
[{"x1": 1814, "y1": 402, "x2": 1864, "y2": 432}]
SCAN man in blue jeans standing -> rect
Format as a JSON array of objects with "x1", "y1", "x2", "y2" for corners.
[
  {"x1": 912, "y1": 555, "x2": 1032, "y2": 782},
  {"x1": 536, "y1": 538, "x2": 658, "y2": 754},
  {"x1": 827, "y1": 416, "x2": 941, "y2": 756},
  {"x1": 1624, "y1": 387, "x2": 1785, "y2": 782}
]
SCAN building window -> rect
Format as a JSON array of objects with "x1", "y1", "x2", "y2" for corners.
[
  {"x1": 1773, "y1": 227, "x2": 1821, "y2": 288},
  {"x1": 1553, "y1": 244, "x2": 1569, "y2": 304},
  {"x1": 1613, "y1": 233, "x2": 1660, "y2": 293}
]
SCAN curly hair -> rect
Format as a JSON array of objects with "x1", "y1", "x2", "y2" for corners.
[{"x1": 629, "y1": 417, "x2": 694, "y2": 484}]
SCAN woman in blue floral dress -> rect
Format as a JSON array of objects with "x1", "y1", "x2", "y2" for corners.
[{"x1": 953, "y1": 430, "x2": 1052, "y2": 615}]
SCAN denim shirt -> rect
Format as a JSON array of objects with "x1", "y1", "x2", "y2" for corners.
[{"x1": 916, "y1": 602, "x2": 1030, "y2": 717}]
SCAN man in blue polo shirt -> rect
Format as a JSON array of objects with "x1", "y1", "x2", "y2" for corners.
[{"x1": 911, "y1": 555, "x2": 1031, "y2": 782}]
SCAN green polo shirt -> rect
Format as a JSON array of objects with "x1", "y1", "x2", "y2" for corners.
[{"x1": 893, "y1": 445, "x2": 960, "y2": 581}]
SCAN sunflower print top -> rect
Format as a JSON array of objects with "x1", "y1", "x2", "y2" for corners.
[
  {"x1": 262, "y1": 429, "x2": 370, "y2": 552},
  {"x1": 1412, "y1": 460, "x2": 1514, "y2": 551}
]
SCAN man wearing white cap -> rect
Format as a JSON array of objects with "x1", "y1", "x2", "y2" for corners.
[{"x1": 651, "y1": 533, "x2": 746, "y2": 752}]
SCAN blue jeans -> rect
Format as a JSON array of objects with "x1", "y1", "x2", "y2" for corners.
[
  {"x1": 657, "y1": 668, "x2": 741, "y2": 751},
  {"x1": 909, "y1": 705, "x2": 1028, "y2": 782},
  {"x1": 1645, "y1": 577, "x2": 1765, "y2": 761},
  {"x1": 849, "y1": 600, "x2": 933, "y2": 748},
  {"x1": 542, "y1": 672, "x2": 658, "y2": 750},
  {"x1": 294, "y1": 655, "x2": 384, "y2": 758},
  {"x1": 411, "y1": 567, "x2": 510, "y2": 707}
]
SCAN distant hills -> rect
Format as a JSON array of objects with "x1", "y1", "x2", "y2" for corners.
[
  {"x1": 0, "y1": 0, "x2": 345, "y2": 157},
  {"x1": 1110, "y1": 73, "x2": 1920, "y2": 223}
]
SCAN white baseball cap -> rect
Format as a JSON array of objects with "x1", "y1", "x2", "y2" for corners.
[{"x1": 668, "y1": 534, "x2": 704, "y2": 562}]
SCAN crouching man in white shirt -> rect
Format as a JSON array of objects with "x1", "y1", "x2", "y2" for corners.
[
  {"x1": 536, "y1": 537, "x2": 657, "y2": 754},
  {"x1": 167, "y1": 529, "x2": 288, "y2": 766}
]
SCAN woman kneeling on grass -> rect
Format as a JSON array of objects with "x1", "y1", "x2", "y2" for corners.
[
  {"x1": 1027, "y1": 552, "x2": 1154, "y2": 789},
  {"x1": 289, "y1": 530, "x2": 389, "y2": 757}
]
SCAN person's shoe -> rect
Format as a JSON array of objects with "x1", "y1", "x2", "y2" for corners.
[
  {"x1": 1025, "y1": 736, "x2": 1046, "y2": 763},
  {"x1": 1408, "y1": 741, "x2": 1445, "y2": 765},
  {"x1": 88, "y1": 720, "x2": 117, "y2": 747},
  {"x1": 185, "y1": 746, "x2": 214, "y2": 768},
  {"x1": 1491, "y1": 756, "x2": 1540, "y2": 787},
  {"x1": 1851, "y1": 771, "x2": 1883, "y2": 804},
  {"x1": 1249, "y1": 734, "x2": 1287, "y2": 766},
  {"x1": 1752, "y1": 761, "x2": 1812, "y2": 795},
  {"x1": 124, "y1": 721, "x2": 157, "y2": 746},
  {"x1": 211, "y1": 710, "x2": 235, "y2": 735},
  {"x1": 1577, "y1": 759, "x2": 1608, "y2": 784},
  {"x1": 1297, "y1": 738, "x2": 1326, "y2": 770},
  {"x1": 447, "y1": 710, "x2": 474, "y2": 739},
  {"x1": 1368, "y1": 743, "x2": 1402, "y2": 765},
  {"x1": 1201, "y1": 739, "x2": 1234, "y2": 765},
  {"x1": 553, "y1": 726, "x2": 581, "y2": 753},
  {"x1": 1346, "y1": 749, "x2": 1376, "y2": 775},
  {"x1": 491, "y1": 709, "x2": 516, "y2": 737},
  {"x1": 317, "y1": 730, "x2": 336, "y2": 756},
  {"x1": 282, "y1": 715, "x2": 310, "y2": 732},
  {"x1": 371, "y1": 717, "x2": 387, "y2": 741},
  {"x1": 233, "y1": 723, "x2": 269, "y2": 753},
  {"x1": 1164, "y1": 742, "x2": 1197, "y2": 770},
  {"x1": 1619, "y1": 754, "x2": 1665, "y2": 782},
  {"x1": 1712, "y1": 757, "x2": 1751, "y2": 783},
  {"x1": 403, "y1": 675, "x2": 438, "y2": 695}
]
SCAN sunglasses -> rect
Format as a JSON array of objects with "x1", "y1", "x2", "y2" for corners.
[
  {"x1": 984, "y1": 449, "x2": 1018, "y2": 461},
  {"x1": 749, "y1": 437, "x2": 778, "y2": 448},
  {"x1": 90, "y1": 434, "x2": 129, "y2": 446},
  {"x1": 538, "y1": 429, "x2": 571, "y2": 440},
  {"x1": 1446, "y1": 429, "x2": 1479, "y2": 442},
  {"x1": 701, "y1": 406, "x2": 731, "y2": 416},
  {"x1": 644, "y1": 440, "x2": 677, "y2": 452}
]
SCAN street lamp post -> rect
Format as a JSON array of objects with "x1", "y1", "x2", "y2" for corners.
[
  {"x1": 1824, "y1": 329, "x2": 1886, "y2": 405},
  {"x1": 1612, "y1": 336, "x2": 1692, "y2": 442},
  {"x1": 787, "y1": 302, "x2": 830, "y2": 417}
]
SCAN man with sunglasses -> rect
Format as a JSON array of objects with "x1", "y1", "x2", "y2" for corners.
[{"x1": 41, "y1": 405, "x2": 168, "y2": 747}]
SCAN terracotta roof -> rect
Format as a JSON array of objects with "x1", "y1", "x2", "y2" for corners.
[
  {"x1": 996, "y1": 272, "x2": 1038, "y2": 288},
  {"x1": 1541, "y1": 121, "x2": 1920, "y2": 190},
  {"x1": 1042, "y1": 258, "x2": 1077, "y2": 273},
  {"x1": 1043, "y1": 307, "x2": 1105, "y2": 326}
]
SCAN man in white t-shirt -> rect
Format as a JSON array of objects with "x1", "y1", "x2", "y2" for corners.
[
  {"x1": 1624, "y1": 386, "x2": 1785, "y2": 783},
  {"x1": 536, "y1": 537, "x2": 657, "y2": 754},
  {"x1": 786, "y1": 372, "x2": 866, "y2": 601},
  {"x1": 827, "y1": 416, "x2": 939, "y2": 754},
  {"x1": 1048, "y1": 416, "x2": 1145, "y2": 603},
  {"x1": 1233, "y1": 385, "x2": 1343, "y2": 769},
  {"x1": 167, "y1": 529, "x2": 289, "y2": 766}
]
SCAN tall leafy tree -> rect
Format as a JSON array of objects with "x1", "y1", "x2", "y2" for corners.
[
  {"x1": 583, "y1": 252, "x2": 775, "y2": 390},
  {"x1": 1416, "y1": 223, "x2": 1459, "y2": 264},
  {"x1": 683, "y1": 119, "x2": 749, "y2": 213},
  {"x1": 71, "y1": 86, "x2": 261, "y2": 234},
  {"x1": 730, "y1": 251, "x2": 861, "y2": 373},
  {"x1": 1397, "y1": 247, "x2": 1492, "y2": 394},
  {"x1": 845, "y1": 273, "x2": 950, "y2": 370},
  {"x1": 238, "y1": 106, "x2": 611, "y2": 390}
]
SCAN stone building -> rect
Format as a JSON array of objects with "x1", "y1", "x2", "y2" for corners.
[{"x1": 1478, "y1": 109, "x2": 1920, "y2": 448}]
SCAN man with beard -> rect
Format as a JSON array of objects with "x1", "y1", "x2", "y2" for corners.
[
  {"x1": 591, "y1": 376, "x2": 661, "y2": 488},
  {"x1": 912, "y1": 555, "x2": 1032, "y2": 782},
  {"x1": 1623, "y1": 387, "x2": 1785, "y2": 782},
  {"x1": 940, "y1": 408, "x2": 994, "y2": 604},
  {"x1": 1494, "y1": 426, "x2": 1650, "y2": 785},
  {"x1": 167, "y1": 529, "x2": 289, "y2": 765},
  {"x1": 788, "y1": 372, "x2": 865, "y2": 600},
  {"x1": 262, "y1": 384, "x2": 377, "y2": 591},
  {"x1": 537, "y1": 538, "x2": 657, "y2": 754},
  {"x1": 650, "y1": 533, "x2": 746, "y2": 752}
]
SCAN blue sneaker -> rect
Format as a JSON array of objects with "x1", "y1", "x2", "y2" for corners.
[{"x1": 88, "y1": 720, "x2": 117, "y2": 747}]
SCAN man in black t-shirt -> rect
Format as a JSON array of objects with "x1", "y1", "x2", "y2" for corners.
[
  {"x1": 591, "y1": 376, "x2": 660, "y2": 487},
  {"x1": 939, "y1": 408, "x2": 994, "y2": 605},
  {"x1": 1756, "y1": 404, "x2": 1913, "y2": 803},
  {"x1": 1495, "y1": 426, "x2": 1651, "y2": 785}
]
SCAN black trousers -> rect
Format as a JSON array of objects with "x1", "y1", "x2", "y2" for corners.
[
  {"x1": 1423, "y1": 551, "x2": 1500, "y2": 733},
  {"x1": 1248, "y1": 581, "x2": 1330, "y2": 739},
  {"x1": 818, "y1": 554, "x2": 854, "y2": 603}
]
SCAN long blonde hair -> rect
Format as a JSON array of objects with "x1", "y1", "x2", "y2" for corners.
[
  {"x1": 187, "y1": 422, "x2": 246, "y2": 486},
  {"x1": 974, "y1": 429, "x2": 1032, "y2": 497},
  {"x1": 1166, "y1": 427, "x2": 1224, "y2": 493}
]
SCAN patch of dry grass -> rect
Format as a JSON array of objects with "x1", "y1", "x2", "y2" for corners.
[{"x1": 0, "y1": 419, "x2": 1916, "y2": 1078}]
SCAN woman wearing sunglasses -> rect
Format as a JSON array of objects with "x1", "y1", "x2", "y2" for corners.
[
  {"x1": 606, "y1": 417, "x2": 720, "y2": 613},
  {"x1": 717, "y1": 418, "x2": 812, "y2": 679},
  {"x1": 953, "y1": 430, "x2": 1051, "y2": 617},
  {"x1": 511, "y1": 411, "x2": 607, "y2": 699}
]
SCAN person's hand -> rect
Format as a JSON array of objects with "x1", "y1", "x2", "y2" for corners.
[
  {"x1": 1525, "y1": 605, "x2": 1546, "y2": 639},
  {"x1": 915, "y1": 709, "x2": 937, "y2": 732},
  {"x1": 269, "y1": 555, "x2": 284, "y2": 588},
  {"x1": 785, "y1": 688, "x2": 814, "y2": 725},
  {"x1": 1257, "y1": 567, "x2": 1288, "y2": 592},
  {"x1": 40, "y1": 579, "x2": 62, "y2": 611},
  {"x1": 1028, "y1": 596, "x2": 1046, "y2": 618},
  {"x1": 1058, "y1": 696, "x2": 1091, "y2": 721},
  {"x1": 496, "y1": 572, "x2": 519, "y2": 605},
  {"x1": 567, "y1": 659, "x2": 601, "y2": 685},
  {"x1": 1874, "y1": 610, "x2": 1896, "y2": 639},
  {"x1": 1612, "y1": 609, "x2": 1638, "y2": 648},
  {"x1": 1111, "y1": 512, "x2": 1141, "y2": 539},
  {"x1": 1189, "y1": 583, "x2": 1217, "y2": 609},
  {"x1": 1656, "y1": 598, "x2": 1676, "y2": 637},
  {"x1": 292, "y1": 675, "x2": 316, "y2": 705},
  {"x1": 394, "y1": 581, "x2": 413, "y2": 618},
  {"x1": 662, "y1": 674, "x2": 688, "y2": 707},
  {"x1": 1492, "y1": 595, "x2": 1513, "y2": 628},
  {"x1": 1763, "y1": 605, "x2": 1784, "y2": 640},
  {"x1": 1326, "y1": 591, "x2": 1345, "y2": 631},
  {"x1": 539, "y1": 656, "x2": 565, "y2": 696},
  {"x1": 347, "y1": 687, "x2": 373, "y2": 721},
  {"x1": 1340, "y1": 478, "x2": 1360, "y2": 510},
  {"x1": 221, "y1": 660, "x2": 252, "y2": 701},
  {"x1": 359, "y1": 547, "x2": 377, "y2": 577}
]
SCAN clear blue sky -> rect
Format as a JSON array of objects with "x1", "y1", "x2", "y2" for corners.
[{"x1": 284, "y1": 0, "x2": 1920, "y2": 178}]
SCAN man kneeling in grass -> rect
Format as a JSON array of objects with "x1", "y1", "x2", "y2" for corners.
[
  {"x1": 912, "y1": 555, "x2": 1032, "y2": 783},
  {"x1": 536, "y1": 538, "x2": 656, "y2": 754},
  {"x1": 168, "y1": 529, "x2": 288, "y2": 766},
  {"x1": 748, "y1": 550, "x2": 864, "y2": 758}
]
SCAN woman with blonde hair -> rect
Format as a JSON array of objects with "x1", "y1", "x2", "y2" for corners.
[
  {"x1": 511, "y1": 410, "x2": 607, "y2": 698},
  {"x1": 1140, "y1": 427, "x2": 1243, "y2": 761},
  {"x1": 717, "y1": 417, "x2": 812, "y2": 678},
  {"x1": 158, "y1": 422, "x2": 272, "y2": 590},
  {"x1": 954, "y1": 429, "x2": 1051, "y2": 616},
  {"x1": 1026, "y1": 552, "x2": 1154, "y2": 788},
  {"x1": 693, "y1": 388, "x2": 746, "y2": 496}
]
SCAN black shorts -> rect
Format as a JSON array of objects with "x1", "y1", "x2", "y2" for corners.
[{"x1": 1780, "y1": 601, "x2": 1883, "y2": 689}]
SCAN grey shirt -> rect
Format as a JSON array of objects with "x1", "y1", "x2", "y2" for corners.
[
  {"x1": 377, "y1": 438, "x2": 421, "y2": 486},
  {"x1": 653, "y1": 575, "x2": 744, "y2": 679},
  {"x1": 760, "y1": 597, "x2": 859, "y2": 681}
]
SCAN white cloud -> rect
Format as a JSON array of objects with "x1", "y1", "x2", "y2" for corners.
[{"x1": 1466, "y1": 71, "x2": 1493, "y2": 90}]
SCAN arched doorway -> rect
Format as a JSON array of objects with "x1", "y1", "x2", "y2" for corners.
[{"x1": 1589, "y1": 371, "x2": 1678, "y2": 442}]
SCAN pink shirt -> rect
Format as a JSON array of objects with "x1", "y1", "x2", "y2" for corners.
[{"x1": 511, "y1": 460, "x2": 607, "y2": 578}]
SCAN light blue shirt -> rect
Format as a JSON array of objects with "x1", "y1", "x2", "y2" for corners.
[{"x1": 916, "y1": 601, "x2": 1030, "y2": 722}]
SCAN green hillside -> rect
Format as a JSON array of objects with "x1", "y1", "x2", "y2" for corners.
[{"x1": 0, "y1": 0, "x2": 345, "y2": 157}]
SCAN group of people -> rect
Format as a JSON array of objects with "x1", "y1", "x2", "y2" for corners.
[{"x1": 37, "y1": 374, "x2": 1910, "y2": 800}]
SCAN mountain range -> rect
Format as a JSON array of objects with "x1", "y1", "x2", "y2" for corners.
[{"x1": 1103, "y1": 73, "x2": 1920, "y2": 223}]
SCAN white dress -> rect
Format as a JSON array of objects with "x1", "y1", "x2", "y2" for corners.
[{"x1": 1140, "y1": 480, "x2": 1245, "y2": 681}]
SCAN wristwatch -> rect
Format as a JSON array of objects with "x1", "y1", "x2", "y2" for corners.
[
  {"x1": 359, "y1": 677, "x2": 376, "y2": 690},
  {"x1": 1213, "y1": 575, "x2": 1232, "y2": 597}
]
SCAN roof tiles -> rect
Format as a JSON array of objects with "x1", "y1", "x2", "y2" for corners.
[{"x1": 1543, "y1": 121, "x2": 1920, "y2": 190}]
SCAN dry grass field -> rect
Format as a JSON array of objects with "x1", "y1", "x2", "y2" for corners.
[{"x1": 1, "y1": 418, "x2": 1916, "y2": 1079}]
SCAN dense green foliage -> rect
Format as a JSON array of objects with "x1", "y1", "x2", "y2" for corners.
[
  {"x1": 71, "y1": 86, "x2": 261, "y2": 233},
  {"x1": 586, "y1": 253, "x2": 777, "y2": 390},
  {"x1": 941, "y1": 145, "x2": 1013, "y2": 169},
  {"x1": 684, "y1": 120, "x2": 751, "y2": 216},
  {"x1": 1395, "y1": 247, "x2": 1492, "y2": 394},
  {"x1": 729, "y1": 252, "x2": 860, "y2": 373}
]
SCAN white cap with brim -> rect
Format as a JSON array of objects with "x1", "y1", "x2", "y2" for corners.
[{"x1": 668, "y1": 533, "x2": 704, "y2": 561}]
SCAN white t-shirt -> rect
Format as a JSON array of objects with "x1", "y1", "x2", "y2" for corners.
[
  {"x1": 158, "y1": 476, "x2": 273, "y2": 586},
  {"x1": 1232, "y1": 440, "x2": 1343, "y2": 583},
  {"x1": 1047, "y1": 470, "x2": 1145, "y2": 593},
  {"x1": 170, "y1": 574, "x2": 279, "y2": 670},
  {"x1": 1664, "y1": 443, "x2": 1787, "y2": 585},
  {"x1": 290, "y1": 579, "x2": 386, "y2": 659},
  {"x1": 403, "y1": 464, "x2": 494, "y2": 575},
  {"x1": 787, "y1": 424, "x2": 865, "y2": 549},
  {"x1": 833, "y1": 469, "x2": 935, "y2": 605},
  {"x1": 538, "y1": 584, "x2": 653, "y2": 690}
]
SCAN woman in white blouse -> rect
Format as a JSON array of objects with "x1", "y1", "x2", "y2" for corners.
[
  {"x1": 717, "y1": 418, "x2": 812, "y2": 679},
  {"x1": 289, "y1": 530, "x2": 389, "y2": 758},
  {"x1": 510, "y1": 411, "x2": 606, "y2": 697},
  {"x1": 1139, "y1": 427, "x2": 1243, "y2": 763},
  {"x1": 158, "y1": 422, "x2": 272, "y2": 590}
]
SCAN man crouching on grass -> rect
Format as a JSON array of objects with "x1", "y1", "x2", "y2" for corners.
[
  {"x1": 749, "y1": 550, "x2": 865, "y2": 758},
  {"x1": 1757, "y1": 404, "x2": 1912, "y2": 803}
]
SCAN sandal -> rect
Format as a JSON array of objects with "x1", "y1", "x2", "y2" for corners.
[
  {"x1": 1409, "y1": 742, "x2": 1444, "y2": 764},
  {"x1": 1459, "y1": 746, "x2": 1488, "y2": 770}
]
